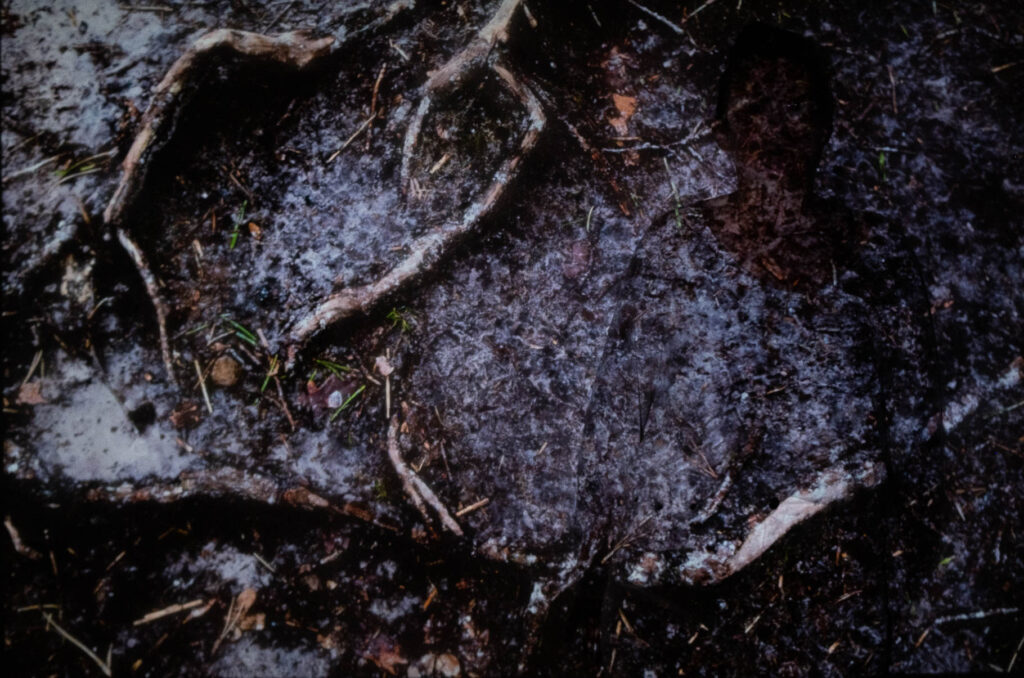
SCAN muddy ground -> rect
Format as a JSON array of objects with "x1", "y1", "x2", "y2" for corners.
[{"x1": 3, "y1": 0, "x2": 1023, "y2": 676}]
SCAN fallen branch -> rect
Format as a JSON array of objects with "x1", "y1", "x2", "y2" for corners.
[
  {"x1": 284, "y1": 61, "x2": 545, "y2": 359},
  {"x1": 386, "y1": 416, "x2": 463, "y2": 535}
]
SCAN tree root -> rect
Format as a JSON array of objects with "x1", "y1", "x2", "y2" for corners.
[
  {"x1": 387, "y1": 416, "x2": 464, "y2": 536},
  {"x1": 104, "y1": 29, "x2": 334, "y2": 227},
  {"x1": 678, "y1": 461, "x2": 885, "y2": 585},
  {"x1": 399, "y1": 0, "x2": 524, "y2": 190},
  {"x1": 84, "y1": 468, "x2": 401, "y2": 533},
  {"x1": 284, "y1": 45, "x2": 545, "y2": 360},
  {"x1": 104, "y1": 29, "x2": 334, "y2": 379},
  {"x1": 102, "y1": 11, "x2": 546, "y2": 375}
]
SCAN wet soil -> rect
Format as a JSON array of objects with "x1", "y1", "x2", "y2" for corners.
[{"x1": 4, "y1": 0, "x2": 1023, "y2": 676}]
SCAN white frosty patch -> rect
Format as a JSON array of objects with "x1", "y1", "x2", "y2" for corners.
[{"x1": 26, "y1": 368, "x2": 185, "y2": 482}]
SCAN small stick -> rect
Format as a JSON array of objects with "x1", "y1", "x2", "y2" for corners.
[
  {"x1": 1, "y1": 154, "x2": 62, "y2": 183},
  {"x1": 272, "y1": 378, "x2": 296, "y2": 431},
  {"x1": 4, "y1": 516, "x2": 42, "y2": 560},
  {"x1": 933, "y1": 607, "x2": 1020, "y2": 625},
  {"x1": 326, "y1": 112, "x2": 377, "y2": 163},
  {"x1": 194, "y1": 359, "x2": 213, "y2": 414},
  {"x1": 627, "y1": 0, "x2": 684, "y2": 34},
  {"x1": 370, "y1": 62, "x2": 387, "y2": 117},
  {"x1": 41, "y1": 612, "x2": 112, "y2": 677},
  {"x1": 681, "y1": 0, "x2": 721, "y2": 24},
  {"x1": 888, "y1": 65, "x2": 898, "y2": 114},
  {"x1": 263, "y1": 0, "x2": 295, "y2": 30},
  {"x1": 133, "y1": 599, "x2": 206, "y2": 626},
  {"x1": 455, "y1": 497, "x2": 490, "y2": 517},
  {"x1": 1008, "y1": 630, "x2": 1024, "y2": 673},
  {"x1": 20, "y1": 350, "x2": 42, "y2": 387}
]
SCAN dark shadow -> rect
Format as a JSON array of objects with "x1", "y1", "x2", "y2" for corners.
[{"x1": 702, "y1": 23, "x2": 861, "y2": 290}]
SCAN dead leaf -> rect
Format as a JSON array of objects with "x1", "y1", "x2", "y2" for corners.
[
  {"x1": 365, "y1": 635, "x2": 407, "y2": 675},
  {"x1": 169, "y1": 401, "x2": 203, "y2": 429},
  {"x1": 434, "y1": 652, "x2": 461, "y2": 677},
  {"x1": 16, "y1": 381, "x2": 46, "y2": 405},
  {"x1": 608, "y1": 93, "x2": 638, "y2": 135},
  {"x1": 237, "y1": 611, "x2": 265, "y2": 632},
  {"x1": 302, "y1": 374, "x2": 360, "y2": 412},
  {"x1": 235, "y1": 588, "x2": 257, "y2": 615}
]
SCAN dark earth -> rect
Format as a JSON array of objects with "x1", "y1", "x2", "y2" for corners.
[{"x1": 3, "y1": 0, "x2": 1023, "y2": 675}]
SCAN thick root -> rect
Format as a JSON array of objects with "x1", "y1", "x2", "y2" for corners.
[
  {"x1": 104, "y1": 29, "x2": 334, "y2": 226},
  {"x1": 104, "y1": 30, "x2": 334, "y2": 380},
  {"x1": 84, "y1": 468, "x2": 400, "y2": 533}
]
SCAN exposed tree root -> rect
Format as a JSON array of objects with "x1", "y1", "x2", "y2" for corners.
[
  {"x1": 84, "y1": 468, "x2": 401, "y2": 533},
  {"x1": 399, "y1": 0, "x2": 524, "y2": 190},
  {"x1": 284, "y1": 61, "x2": 545, "y2": 361},
  {"x1": 678, "y1": 461, "x2": 885, "y2": 585},
  {"x1": 104, "y1": 29, "x2": 335, "y2": 227},
  {"x1": 387, "y1": 416, "x2": 464, "y2": 536},
  {"x1": 103, "y1": 29, "x2": 334, "y2": 379}
]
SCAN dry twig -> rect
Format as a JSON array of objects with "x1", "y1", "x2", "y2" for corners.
[{"x1": 133, "y1": 599, "x2": 207, "y2": 626}]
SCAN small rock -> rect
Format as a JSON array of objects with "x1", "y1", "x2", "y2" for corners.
[
  {"x1": 375, "y1": 354, "x2": 394, "y2": 377},
  {"x1": 210, "y1": 356, "x2": 242, "y2": 387}
]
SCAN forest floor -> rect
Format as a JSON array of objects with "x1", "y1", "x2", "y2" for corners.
[{"x1": 3, "y1": 1, "x2": 1022, "y2": 675}]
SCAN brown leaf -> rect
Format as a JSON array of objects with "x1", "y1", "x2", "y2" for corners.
[
  {"x1": 169, "y1": 401, "x2": 203, "y2": 429},
  {"x1": 364, "y1": 636, "x2": 407, "y2": 675},
  {"x1": 608, "y1": 93, "x2": 638, "y2": 135},
  {"x1": 16, "y1": 381, "x2": 46, "y2": 405},
  {"x1": 235, "y1": 588, "x2": 257, "y2": 616}
]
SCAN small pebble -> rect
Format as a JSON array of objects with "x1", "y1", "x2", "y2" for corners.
[{"x1": 210, "y1": 356, "x2": 242, "y2": 387}]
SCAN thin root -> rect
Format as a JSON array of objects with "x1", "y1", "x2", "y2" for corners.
[
  {"x1": 400, "y1": 0, "x2": 524, "y2": 190},
  {"x1": 117, "y1": 227, "x2": 174, "y2": 379},
  {"x1": 387, "y1": 416, "x2": 463, "y2": 536}
]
